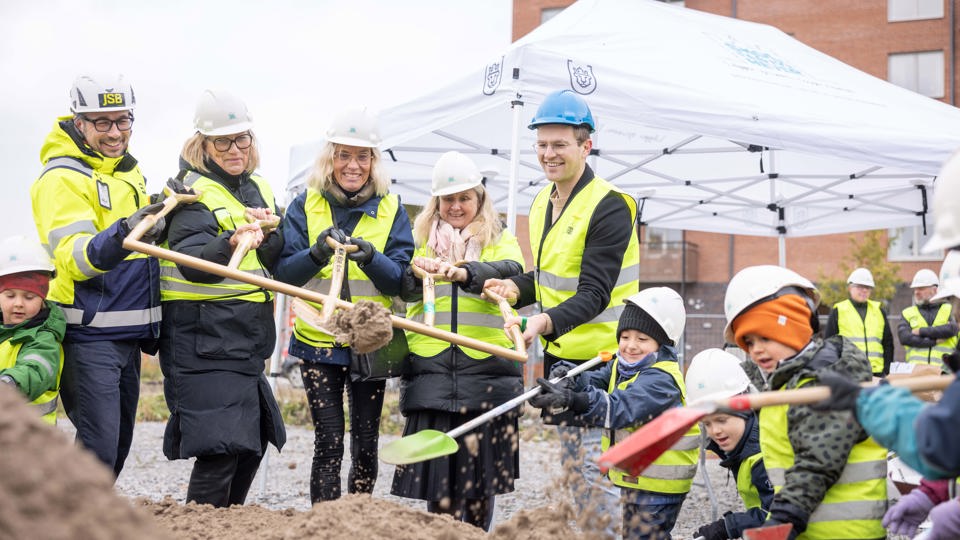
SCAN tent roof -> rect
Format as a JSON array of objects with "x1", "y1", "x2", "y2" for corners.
[{"x1": 289, "y1": 0, "x2": 960, "y2": 238}]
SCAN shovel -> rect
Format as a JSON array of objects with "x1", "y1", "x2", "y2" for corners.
[
  {"x1": 226, "y1": 209, "x2": 281, "y2": 270},
  {"x1": 482, "y1": 287, "x2": 526, "y2": 356},
  {"x1": 317, "y1": 236, "x2": 359, "y2": 323},
  {"x1": 597, "y1": 374, "x2": 954, "y2": 478},
  {"x1": 126, "y1": 186, "x2": 201, "y2": 242},
  {"x1": 743, "y1": 523, "x2": 793, "y2": 540},
  {"x1": 410, "y1": 263, "x2": 445, "y2": 327},
  {"x1": 379, "y1": 351, "x2": 614, "y2": 465}
]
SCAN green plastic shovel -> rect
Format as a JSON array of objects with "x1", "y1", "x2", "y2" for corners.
[{"x1": 380, "y1": 351, "x2": 615, "y2": 465}]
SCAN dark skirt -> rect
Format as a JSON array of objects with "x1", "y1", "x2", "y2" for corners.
[{"x1": 390, "y1": 408, "x2": 520, "y2": 501}]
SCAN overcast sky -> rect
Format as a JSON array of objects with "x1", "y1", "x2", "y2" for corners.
[{"x1": 1, "y1": 0, "x2": 512, "y2": 238}]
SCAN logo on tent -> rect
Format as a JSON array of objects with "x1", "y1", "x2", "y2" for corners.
[
  {"x1": 567, "y1": 60, "x2": 597, "y2": 95},
  {"x1": 483, "y1": 56, "x2": 504, "y2": 96}
]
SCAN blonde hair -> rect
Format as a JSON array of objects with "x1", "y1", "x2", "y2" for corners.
[
  {"x1": 180, "y1": 131, "x2": 261, "y2": 175},
  {"x1": 305, "y1": 142, "x2": 390, "y2": 196},
  {"x1": 412, "y1": 184, "x2": 503, "y2": 249}
]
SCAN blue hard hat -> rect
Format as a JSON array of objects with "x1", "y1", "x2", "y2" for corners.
[{"x1": 528, "y1": 89, "x2": 596, "y2": 132}]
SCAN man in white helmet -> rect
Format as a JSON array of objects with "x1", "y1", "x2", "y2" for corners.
[
  {"x1": 29, "y1": 74, "x2": 167, "y2": 477},
  {"x1": 823, "y1": 267, "x2": 893, "y2": 376},
  {"x1": 897, "y1": 268, "x2": 958, "y2": 370}
]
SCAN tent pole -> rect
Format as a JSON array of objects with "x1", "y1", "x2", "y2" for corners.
[{"x1": 507, "y1": 97, "x2": 524, "y2": 233}]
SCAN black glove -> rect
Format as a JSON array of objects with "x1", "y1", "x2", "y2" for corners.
[
  {"x1": 347, "y1": 236, "x2": 376, "y2": 266},
  {"x1": 808, "y1": 372, "x2": 863, "y2": 414},
  {"x1": 528, "y1": 377, "x2": 589, "y2": 413},
  {"x1": 309, "y1": 227, "x2": 348, "y2": 264},
  {"x1": 943, "y1": 351, "x2": 960, "y2": 373},
  {"x1": 548, "y1": 362, "x2": 572, "y2": 379},
  {"x1": 694, "y1": 518, "x2": 729, "y2": 540},
  {"x1": 123, "y1": 202, "x2": 166, "y2": 244},
  {"x1": 164, "y1": 177, "x2": 195, "y2": 196}
]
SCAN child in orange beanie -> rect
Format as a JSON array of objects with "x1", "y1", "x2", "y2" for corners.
[
  {"x1": 722, "y1": 265, "x2": 886, "y2": 540},
  {"x1": 0, "y1": 235, "x2": 66, "y2": 424}
]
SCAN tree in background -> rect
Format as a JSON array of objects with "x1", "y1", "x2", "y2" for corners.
[{"x1": 816, "y1": 230, "x2": 901, "y2": 309}]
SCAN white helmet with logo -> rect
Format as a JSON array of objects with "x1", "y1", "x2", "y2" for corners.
[
  {"x1": 847, "y1": 267, "x2": 875, "y2": 288},
  {"x1": 684, "y1": 348, "x2": 754, "y2": 404},
  {"x1": 910, "y1": 269, "x2": 939, "y2": 288},
  {"x1": 194, "y1": 90, "x2": 254, "y2": 136},
  {"x1": 0, "y1": 235, "x2": 55, "y2": 278},
  {"x1": 923, "y1": 150, "x2": 960, "y2": 253},
  {"x1": 70, "y1": 74, "x2": 135, "y2": 114},
  {"x1": 723, "y1": 265, "x2": 820, "y2": 345},
  {"x1": 623, "y1": 287, "x2": 686, "y2": 345},
  {"x1": 431, "y1": 151, "x2": 484, "y2": 197},
  {"x1": 326, "y1": 107, "x2": 381, "y2": 148}
]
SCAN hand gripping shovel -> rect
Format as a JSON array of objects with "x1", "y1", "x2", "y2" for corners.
[
  {"x1": 597, "y1": 374, "x2": 954, "y2": 478},
  {"x1": 317, "y1": 236, "x2": 359, "y2": 323},
  {"x1": 410, "y1": 263, "x2": 445, "y2": 327},
  {"x1": 126, "y1": 186, "x2": 201, "y2": 242},
  {"x1": 227, "y1": 209, "x2": 281, "y2": 269},
  {"x1": 379, "y1": 351, "x2": 614, "y2": 465},
  {"x1": 482, "y1": 287, "x2": 526, "y2": 356}
]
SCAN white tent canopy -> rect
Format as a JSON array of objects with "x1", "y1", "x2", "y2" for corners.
[{"x1": 288, "y1": 0, "x2": 960, "y2": 241}]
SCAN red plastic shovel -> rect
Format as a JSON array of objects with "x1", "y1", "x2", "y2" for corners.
[
  {"x1": 743, "y1": 523, "x2": 793, "y2": 540},
  {"x1": 598, "y1": 374, "x2": 953, "y2": 478}
]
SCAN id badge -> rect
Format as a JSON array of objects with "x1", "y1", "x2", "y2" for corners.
[{"x1": 96, "y1": 180, "x2": 112, "y2": 210}]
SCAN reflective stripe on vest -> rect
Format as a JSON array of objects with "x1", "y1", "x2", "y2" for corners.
[
  {"x1": 293, "y1": 189, "x2": 398, "y2": 349},
  {"x1": 602, "y1": 359, "x2": 699, "y2": 494},
  {"x1": 159, "y1": 172, "x2": 275, "y2": 303},
  {"x1": 737, "y1": 452, "x2": 766, "y2": 511},
  {"x1": 834, "y1": 299, "x2": 885, "y2": 373},
  {"x1": 902, "y1": 304, "x2": 958, "y2": 366},
  {"x1": 405, "y1": 232, "x2": 524, "y2": 359},
  {"x1": 759, "y1": 379, "x2": 887, "y2": 539},
  {"x1": 529, "y1": 177, "x2": 640, "y2": 360},
  {"x1": 0, "y1": 340, "x2": 63, "y2": 425}
]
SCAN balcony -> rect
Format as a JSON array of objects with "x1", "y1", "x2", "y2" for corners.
[{"x1": 640, "y1": 241, "x2": 699, "y2": 283}]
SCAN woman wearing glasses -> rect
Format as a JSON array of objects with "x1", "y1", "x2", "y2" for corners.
[
  {"x1": 157, "y1": 89, "x2": 286, "y2": 507},
  {"x1": 274, "y1": 108, "x2": 413, "y2": 503}
]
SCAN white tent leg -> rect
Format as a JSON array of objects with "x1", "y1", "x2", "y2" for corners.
[
  {"x1": 506, "y1": 96, "x2": 524, "y2": 233},
  {"x1": 259, "y1": 292, "x2": 287, "y2": 500}
]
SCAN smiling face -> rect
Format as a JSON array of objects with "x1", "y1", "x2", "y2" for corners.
[
  {"x1": 848, "y1": 283, "x2": 873, "y2": 303},
  {"x1": 0, "y1": 289, "x2": 44, "y2": 325},
  {"x1": 618, "y1": 329, "x2": 660, "y2": 363},
  {"x1": 534, "y1": 124, "x2": 591, "y2": 188},
  {"x1": 741, "y1": 333, "x2": 799, "y2": 373},
  {"x1": 204, "y1": 131, "x2": 251, "y2": 176},
  {"x1": 332, "y1": 144, "x2": 372, "y2": 192},
  {"x1": 438, "y1": 188, "x2": 480, "y2": 229},
  {"x1": 702, "y1": 413, "x2": 747, "y2": 453},
  {"x1": 913, "y1": 285, "x2": 938, "y2": 304},
  {"x1": 75, "y1": 110, "x2": 132, "y2": 158}
]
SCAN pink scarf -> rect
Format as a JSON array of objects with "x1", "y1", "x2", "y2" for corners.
[{"x1": 427, "y1": 218, "x2": 483, "y2": 262}]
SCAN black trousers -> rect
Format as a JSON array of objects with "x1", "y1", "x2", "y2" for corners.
[
  {"x1": 300, "y1": 362, "x2": 385, "y2": 502},
  {"x1": 186, "y1": 450, "x2": 264, "y2": 507}
]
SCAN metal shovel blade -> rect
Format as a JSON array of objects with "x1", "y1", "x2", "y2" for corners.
[
  {"x1": 743, "y1": 523, "x2": 793, "y2": 540},
  {"x1": 379, "y1": 429, "x2": 459, "y2": 465},
  {"x1": 597, "y1": 405, "x2": 712, "y2": 477}
]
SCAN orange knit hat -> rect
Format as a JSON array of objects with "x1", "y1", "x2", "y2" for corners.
[{"x1": 732, "y1": 293, "x2": 813, "y2": 352}]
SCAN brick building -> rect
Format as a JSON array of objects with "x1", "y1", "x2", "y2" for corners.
[{"x1": 512, "y1": 0, "x2": 958, "y2": 358}]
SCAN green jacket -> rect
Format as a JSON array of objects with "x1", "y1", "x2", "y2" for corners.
[{"x1": 0, "y1": 301, "x2": 66, "y2": 400}]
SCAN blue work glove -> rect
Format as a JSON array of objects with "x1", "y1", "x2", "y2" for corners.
[
  {"x1": 123, "y1": 202, "x2": 166, "y2": 244},
  {"x1": 347, "y1": 236, "x2": 376, "y2": 266},
  {"x1": 883, "y1": 489, "x2": 936, "y2": 538},
  {"x1": 808, "y1": 372, "x2": 864, "y2": 415},
  {"x1": 309, "y1": 227, "x2": 347, "y2": 265},
  {"x1": 528, "y1": 377, "x2": 589, "y2": 413},
  {"x1": 927, "y1": 499, "x2": 960, "y2": 539}
]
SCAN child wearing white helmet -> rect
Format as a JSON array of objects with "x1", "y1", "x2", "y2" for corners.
[
  {"x1": 0, "y1": 235, "x2": 65, "y2": 425},
  {"x1": 685, "y1": 348, "x2": 774, "y2": 540},
  {"x1": 529, "y1": 286, "x2": 698, "y2": 539},
  {"x1": 725, "y1": 265, "x2": 886, "y2": 540}
]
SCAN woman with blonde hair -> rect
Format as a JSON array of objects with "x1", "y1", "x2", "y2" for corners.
[
  {"x1": 274, "y1": 108, "x2": 413, "y2": 503},
  {"x1": 390, "y1": 151, "x2": 524, "y2": 531}
]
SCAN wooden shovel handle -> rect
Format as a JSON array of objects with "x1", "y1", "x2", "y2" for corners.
[
  {"x1": 227, "y1": 230, "x2": 258, "y2": 269},
  {"x1": 482, "y1": 288, "x2": 526, "y2": 356},
  {"x1": 320, "y1": 245, "x2": 349, "y2": 321},
  {"x1": 324, "y1": 235, "x2": 360, "y2": 253},
  {"x1": 410, "y1": 263, "x2": 446, "y2": 281},
  {"x1": 126, "y1": 190, "x2": 201, "y2": 242},
  {"x1": 122, "y1": 238, "x2": 528, "y2": 362}
]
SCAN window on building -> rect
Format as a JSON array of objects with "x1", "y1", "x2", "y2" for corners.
[
  {"x1": 888, "y1": 51, "x2": 945, "y2": 98},
  {"x1": 888, "y1": 0, "x2": 944, "y2": 21},
  {"x1": 644, "y1": 227, "x2": 683, "y2": 251},
  {"x1": 888, "y1": 225, "x2": 942, "y2": 261}
]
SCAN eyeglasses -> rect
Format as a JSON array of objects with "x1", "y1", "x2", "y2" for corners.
[
  {"x1": 82, "y1": 114, "x2": 134, "y2": 133},
  {"x1": 335, "y1": 151, "x2": 372, "y2": 165},
  {"x1": 210, "y1": 133, "x2": 253, "y2": 152},
  {"x1": 533, "y1": 141, "x2": 577, "y2": 153}
]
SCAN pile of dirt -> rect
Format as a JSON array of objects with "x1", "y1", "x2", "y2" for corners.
[
  {"x1": 0, "y1": 385, "x2": 170, "y2": 540},
  {"x1": 330, "y1": 299, "x2": 393, "y2": 353}
]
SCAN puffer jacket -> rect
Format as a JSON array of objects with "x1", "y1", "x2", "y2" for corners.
[{"x1": 0, "y1": 301, "x2": 66, "y2": 400}]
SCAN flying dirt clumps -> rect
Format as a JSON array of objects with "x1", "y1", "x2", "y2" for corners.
[
  {"x1": 0, "y1": 385, "x2": 172, "y2": 540},
  {"x1": 330, "y1": 299, "x2": 394, "y2": 353}
]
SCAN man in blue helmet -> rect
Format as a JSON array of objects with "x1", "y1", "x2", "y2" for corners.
[{"x1": 486, "y1": 89, "x2": 640, "y2": 536}]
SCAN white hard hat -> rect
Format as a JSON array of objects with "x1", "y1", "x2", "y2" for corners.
[
  {"x1": 684, "y1": 348, "x2": 753, "y2": 404},
  {"x1": 0, "y1": 235, "x2": 55, "y2": 278},
  {"x1": 194, "y1": 90, "x2": 254, "y2": 136},
  {"x1": 431, "y1": 151, "x2": 484, "y2": 196},
  {"x1": 70, "y1": 74, "x2": 135, "y2": 114},
  {"x1": 923, "y1": 150, "x2": 960, "y2": 253},
  {"x1": 326, "y1": 108, "x2": 381, "y2": 148},
  {"x1": 932, "y1": 250, "x2": 960, "y2": 302},
  {"x1": 910, "y1": 269, "x2": 939, "y2": 288},
  {"x1": 623, "y1": 287, "x2": 686, "y2": 345},
  {"x1": 723, "y1": 265, "x2": 820, "y2": 345},
  {"x1": 847, "y1": 267, "x2": 875, "y2": 288}
]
